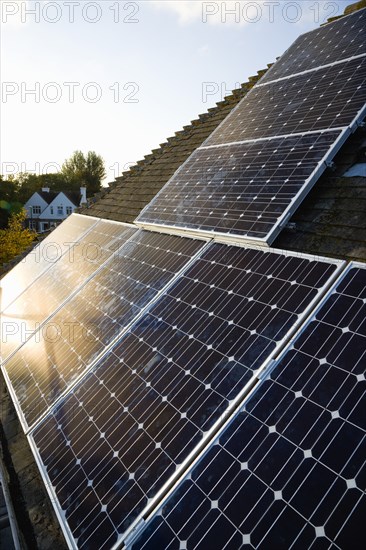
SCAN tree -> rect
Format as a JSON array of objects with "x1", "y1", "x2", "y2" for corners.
[
  {"x1": 0, "y1": 175, "x2": 23, "y2": 229},
  {"x1": 16, "y1": 172, "x2": 69, "y2": 204},
  {"x1": 0, "y1": 209, "x2": 35, "y2": 267},
  {"x1": 61, "y1": 151, "x2": 106, "y2": 195}
]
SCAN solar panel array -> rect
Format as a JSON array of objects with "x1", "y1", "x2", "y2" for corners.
[
  {"x1": 0, "y1": 214, "x2": 98, "y2": 313},
  {"x1": 1, "y1": 9, "x2": 365, "y2": 550},
  {"x1": 0, "y1": 220, "x2": 137, "y2": 362},
  {"x1": 29, "y1": 245, "x2": 343, "y2": 549},
  {"x1": 136, "y1": 9, "x2": 366, "y2": 245},
  {"x1": 2, "y1": 231, "x2": 205, "y2": 430},
  {"x1": 130, "y1": 263, "x2": 366, "y2": 550}
]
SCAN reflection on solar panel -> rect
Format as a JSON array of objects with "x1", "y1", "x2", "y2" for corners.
[
  {"x1": 131, "y1": 263, "x2": 365, "y2": 550},
  {"x1": 0, "y1": 214, "x2": 98, "y2": 313},
  {"x1": 205, "y1": 57, "x2": 366, "y2": 145},
  {"x1": 29, "y1": 244, "x2": 343, "y2": 549},
  {"x1": 137, "y1": 130, "x2": 344, "y2": 242},
  {"x1": 260, "y1": 8, "x2": 366, "y2": 84},
  {"x1": 3, "y1": 231, "x2": 205, "y2": 429},
  {"x1": 0, "y1": 220, "x2": 137, "y2": 362}
]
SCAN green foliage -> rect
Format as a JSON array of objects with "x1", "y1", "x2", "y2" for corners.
[
  {"x1": 0, "y1": 175, "x2": 23, "y2": 229},
  {"x1": 0, "y1": 210, "x2": 36, "y2": 267},
  {"x1": 61, "y1": 150, "x2": 106, "y2": 195}
]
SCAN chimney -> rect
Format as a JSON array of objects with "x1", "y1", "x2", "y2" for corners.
[
  {"x1": 42, "y1": 187, "x2": 50, "y2": 193},
  {"x1": 80, "y1": 187, "x2": 87, "y2": 205}
]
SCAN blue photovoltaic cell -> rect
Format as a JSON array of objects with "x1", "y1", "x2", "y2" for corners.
[
  {"x1": 131, "y1": 263, "x2": 365, "y2": 550},
  {"x1": 3, "y1": 231, "x2": 204, "y2": 429},
  {"x1": 30, "y1": 244, "x2": 341, "y2": 549},
  {"x1": 0, "y1": 220, "x2": 137, "y2": 362},
  {"x1": 137, "y1": 130, "x2": 343, "y2": 242},
  {"x1": 0, "y1": 214, "x2": 98, "y2": 313},
  {"x1": 205, "y1": 56, "x2": 366, "y2": 145},
  {"x1": 260, "y1": 8, "x2": 366, "y2": 84}
]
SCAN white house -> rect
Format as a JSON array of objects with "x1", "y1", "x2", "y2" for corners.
[
  {"x1": 24, "y1": 187, "x2": 87, "y2": 232},
  {"x1": 24, "y1": 189, "x2": 57, "y2": 231}
]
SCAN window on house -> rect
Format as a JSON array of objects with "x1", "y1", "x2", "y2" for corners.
[
  {"x1": 66, "y1": 206, "x2": 72, "y2": 215},
  {"x1": 57, "y1": 205, "x2": 63, "y2": 215},
  {"x1": 50, "y1": 206, "x2": 54, "y2": 215},
  {"x1": 32, "y1": 205, "x2": 41, "y2": 215}
]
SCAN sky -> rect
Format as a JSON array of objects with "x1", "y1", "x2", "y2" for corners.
[{"x1": 0, "y1": 0, "x2": 356, "y2": 185}]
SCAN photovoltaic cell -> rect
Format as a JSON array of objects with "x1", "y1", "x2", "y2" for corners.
[
  {"x1": 131, "y1": 263, "x2": 365, "y2": 550},
  {"x1": 137, "y1": 130, "x2": 343, "y2": 242},
  {"x1": 29, "y1": 244, "x2": 342, "y2": 549},
  {"x1": 260, "y1": 8, "x2": 366, "y2": 84},
  {"x1": 0, "y1": 214, "x2": 98, "y2": 313},
  {"x1": 205, "y1": 57, "x2": 366, "y2": 145},
  {"x1": 3, "y1": 231, "x2": 204, "y2": 429},
  {"x1": 0, "y1": 220, "x2": 137, "y2": 362}
]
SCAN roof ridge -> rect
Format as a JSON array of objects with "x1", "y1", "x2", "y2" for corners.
[
  {"x1": 321, "y1": 0, "x2": 366, "y2": 24},
  {"x1": 344, "y1": 0, "x2": 366, "y2": 15}
]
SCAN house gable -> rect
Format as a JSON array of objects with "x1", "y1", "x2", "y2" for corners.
[
  {"x1": 39, "y1": 192, "x2": 79, "y2": 220},
  {"x1": 24, "y1": 192, "x2": 50, "y2": 218}
]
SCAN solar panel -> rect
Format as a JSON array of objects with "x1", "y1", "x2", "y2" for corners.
[
  {"x1": 260, "y1": 8, "x2": 366, "y2": 85},
  {"x1": 28, "y1": 244, "x2": 343, "y2": 549},
  {"x1": 0, "y1": 220, "x2": 137, "y2": 362},
  {"x1": 205, "y1": 56, "x2": 366, "y2": 146},
  {"x1": 0, "y1": 214, "x2": 98, "y2": 313},
  {"x1": 2, "y1": 231, "x2": 205, "y2": 430},
  {"x1": 137, "y1": 130, "x2": 345, "y2": 243},
  {"x1": 131, "y1": 262, "x2": 365, "y2": 550}
]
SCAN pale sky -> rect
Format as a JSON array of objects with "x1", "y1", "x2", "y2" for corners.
[{"x1": 0, "y1": 0, "x2": 356, "y2": 185}]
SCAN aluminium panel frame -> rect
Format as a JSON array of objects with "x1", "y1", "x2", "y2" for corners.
[
  {"x1": 256, "y1": 53, "x2": 366, "y2": 88},
  {"x1": 265, "y1": 103, "x2": 366, "y2": 245}
]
